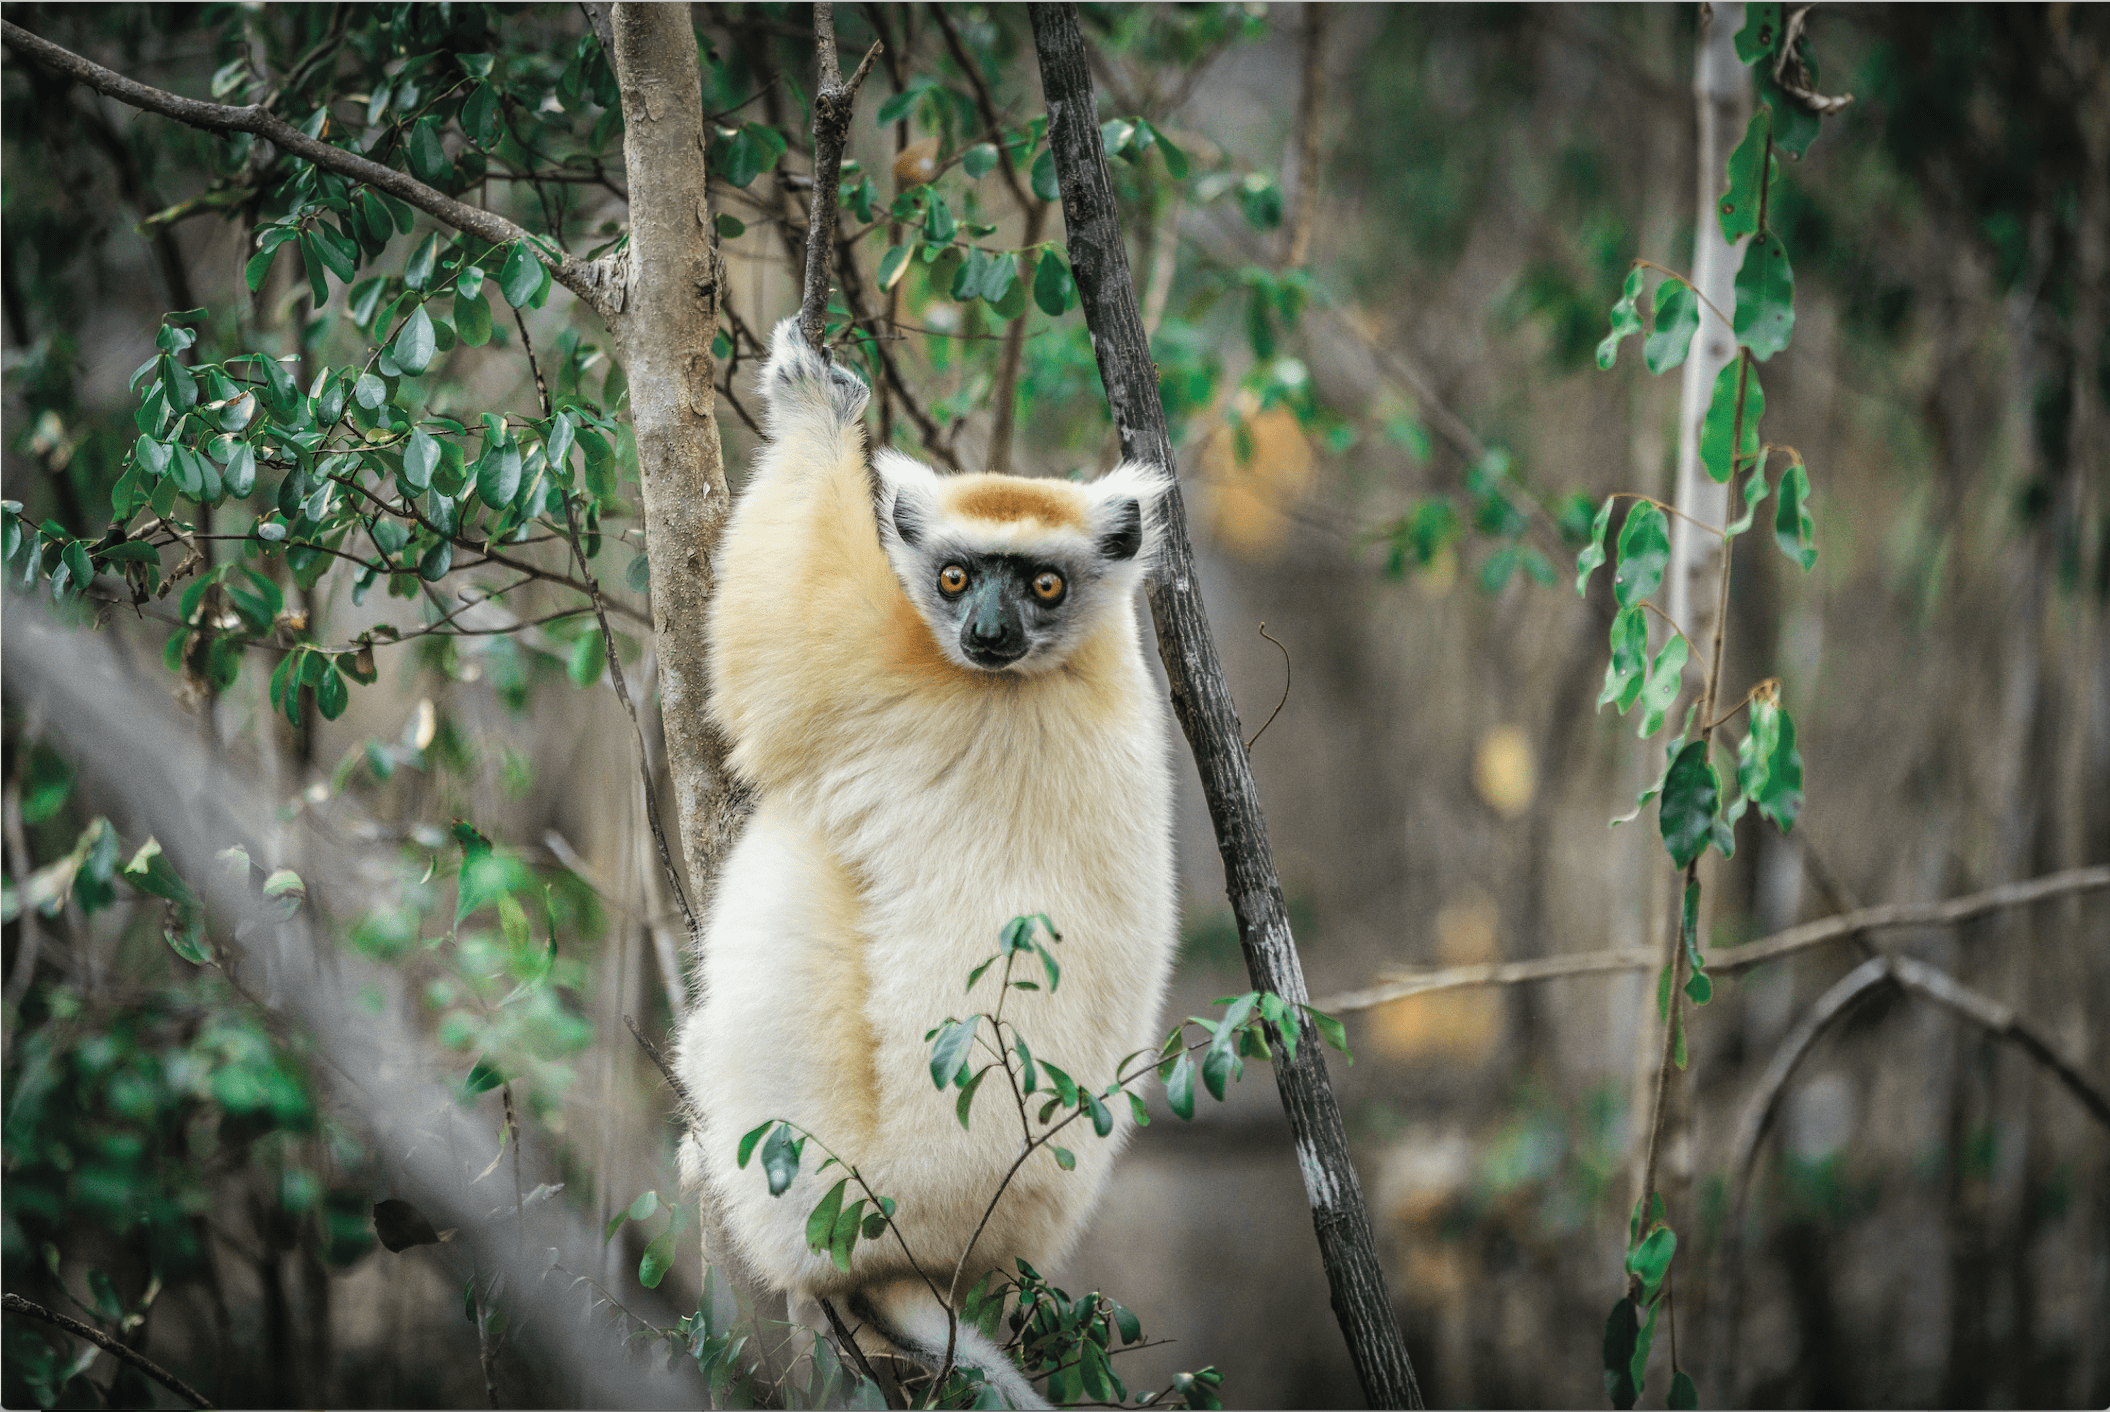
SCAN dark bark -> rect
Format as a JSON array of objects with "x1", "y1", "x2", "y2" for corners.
[
  {"x1": 797, "y1": 4, "x2": 881, "y2": 351},
  {"x1": 1028, "y1": 6, "x2": 1422, "y2": 1406}
]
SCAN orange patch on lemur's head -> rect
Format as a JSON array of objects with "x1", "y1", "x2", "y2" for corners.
[{"x1": 945, "y1": 476, "x2": 1087, "y2": 531}]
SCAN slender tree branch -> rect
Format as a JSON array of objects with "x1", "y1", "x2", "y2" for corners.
[
  {"x1": 1284, "y1": 5, "x2": 1329, "y2": 269},
  {"x1": 0, "y1": 19, "x2": 625, "y2": 321},
  {"x1": 1314, "y1": 865, "x2": 2110, "y2": 1012},
  {"x1": 1710, "y1": 951, "x2": 2108, "y2": 1401},
  {"x1": 3, "y1": 1293, "x2": 210, "y2": 1409},
  {"x1": 1029, "y1": 7, "x2": 1422, "y2": 1405},
  {"x1": 798, "y1": 4, "x2": 882, "y2": 351}
]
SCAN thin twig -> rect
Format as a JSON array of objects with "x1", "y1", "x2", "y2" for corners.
[
  {"x1": 514, "y1": 305, "x2": 697, "y2": 936},
  {"x1": 1244, "y1": 623, "x2": 1292, "y2": 751},
  {"x1": 2, "y1": 1293, "x2": 210, "y2": 1409},
  {"x1": 623, "y1": 1014, "x2": 705, "y2": 1131},
  {"x1": 1313, "y1": 865, "x2": 2110, "y2": 1013},
  {"x1": 819, "y1": 1296, "x2": 901, "y2": 1409}
]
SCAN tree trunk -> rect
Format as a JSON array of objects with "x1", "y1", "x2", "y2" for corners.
[
  {"x1": 1029, "y1": 6, "x2": 1422, "y2": 1405},
  {"x1": 606, "y1": 2, "x2": 744, "y2": 916}
]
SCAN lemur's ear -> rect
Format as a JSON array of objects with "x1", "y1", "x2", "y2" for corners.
[
  {"x1": 1085, "y1": 462, "x2": 1172, "y2": 568},
  {"x1": 873, "y1": 449, "x2": 943, "y2": 553}
]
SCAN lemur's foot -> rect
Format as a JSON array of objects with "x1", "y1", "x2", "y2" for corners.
[{"x1": 760, "y1": 316, "x2": 869, "y2": 430}]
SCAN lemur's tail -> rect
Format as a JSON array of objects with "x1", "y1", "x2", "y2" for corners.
[{"x1": 847, "y1": 1278, "x2": 1048, "y2": 1410}]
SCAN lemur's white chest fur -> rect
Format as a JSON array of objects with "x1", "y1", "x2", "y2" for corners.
[{"x1": 672, "y1": 320, "x2": 1177, "y2": 1401}]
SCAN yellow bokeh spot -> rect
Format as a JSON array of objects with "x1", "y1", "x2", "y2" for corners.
[
  {"x1": 1473, "y1": 724, "x2": 1536, "y2": 819},
  {"x1": 1372, "y1": 891, "x2": 1502, "y2": 1062},
  {"x1": 1195, "y1": 395, "x2": 1313, "y2": 561}
]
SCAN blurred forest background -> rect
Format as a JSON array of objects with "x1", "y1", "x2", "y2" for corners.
[{"x1": 3, "y1": 3, "x2": 2107, "y2": 1408}]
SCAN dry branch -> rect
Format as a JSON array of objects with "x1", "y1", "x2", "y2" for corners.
[
  {"x1": 1029, "y1": 5, "x2": 1422, "y2": 1405},
  {"x1": 1708, "y1": 950, "x2": 2109, "y2": 1400},
  {"x1": 1315, "y1": 864, "x2": 2110, "y2": 1013},
  {"x1": 2, "y1": 1293, "x2": 211, "y2": 1409}
]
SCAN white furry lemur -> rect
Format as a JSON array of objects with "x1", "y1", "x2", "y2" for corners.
[{"x1": 672, "y1": 319, "x2": 1178, "y2": 1407}]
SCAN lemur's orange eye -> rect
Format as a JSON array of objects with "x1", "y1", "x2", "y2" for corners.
[
  {"x1": 1032, "y1": 571, "x2": 1065, "y2": 603},
  {"x1": 938, "y1": 565, "x2": 968, "y2": 595}
]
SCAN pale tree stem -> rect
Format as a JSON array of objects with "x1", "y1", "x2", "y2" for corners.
[{"x1": 1629, "y1": 0, "x2": 1749, "y2": 1205}]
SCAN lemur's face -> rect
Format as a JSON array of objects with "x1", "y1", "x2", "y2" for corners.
[
  {"x1": 876, "y1": 459, "x2": 1161, "y2": 676},
  {"x1": 927, "y1": 548, "x2": 1091, "y2": 670}
]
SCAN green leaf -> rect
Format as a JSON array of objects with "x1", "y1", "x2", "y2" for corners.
[
  {"x1": 223, "y1": 442, "x2": 257, "y2": 498},
  {"x1": 1145, "y1": 120, "x2": 1190, "y2": 178},
  {"x1": 1597, "y1": 267, "x2": 1645, "y2": 370},
  {"x1": 1723, "y1": 458, "x2": 1772, "y2": 537},
  {"x1": 1575, "y1": 496, "x2": 1615, "y2": 597},
  {"x1": 566, "y1": 629, "x2": 605, "y2": 689},
  {"x1": 1033, "y1": 248, "x2": 1076, "y2": 317},
  {"x1": 1698, "y1": 359, "x2": 1764, "y2": 484},
  {"x1": 1738, "y1": 698, "x2": 1805, "y2": 830},
  {"x1": 625, "y1": 554, "x2": 649, "y2": 594},
  {"x1": 1631, "y1": 1298, "x2": 1661, "y2": 1404},
  {"x1": 923, "y1": 191, "x2": 956, "y2": 245},
  {"x1": 403, "y1": 429, "x2": 440, "y2": 492},
  {"x1": 1733, "y1": 233, "x2": 1794, "y2": 361},
  {"x1": 1625, "y1": 1224, "x2": 1676, "y2": 1302},
  {"x1": 354, "y1": 372, "x2": 387, "y2": 411},
  {"x1": 1645, "y1": 279, "x2": 1701, "y2": 375},
  {"x1": 1773, "y1": 456, "x2": 1817, "y2": 571},
  {"x1": 1613, "y1": 502, "x2": 1670, "y2": 608},
  {"x1": 419, "y1": 539, "x2": 454, "y2": 582},
  {"x1": 1084, "y1": 1090, "x2": 1113, "y2": 1137},
  {"x1": 1050, "y1": 1145, "x2": 1075, "y2": 1171},
  {"x1": 465, "y1": 1057, "x2": 505, "y2": 1094},
  {"x1": 499, "y1": 243, "x2": 542, "y2": 308},
  {"x1": 1669, "y1": 1370, "x2": 1699, "y2": 1410},
  {"x1": 640, "y1": 1229, "x2": 677, "y2": 1288},
  {"x1": 1636, "y1": 633, "x2": 1688, "y2": 738},
  {"x1": 404, "y1": 232, "x2": 441, "y2": 292},
  {"x1": 393, "y1": 305, "x2": 438, "y2": 375},
  {"x1": 735, "y1": 1123, "x2": 771, "y2": 1170},
  {"x1": 1658, "y1": 739, "x2": 1720, "y2": 869},
  {"x1": 962, "y1": 142, "x2": 999, "y2": 179},
  {"x1": 477, "y1": 438, "x2": 522, "y2": 508},
  {"x1": 1603, "y1": 1297, "x2": 1641, "y2": 1410},
  {"x1": 1031, "y1": 146, "x2": 1059, "y2": 201},
  {"x1": 929, "y1": 1016, "x2": 977, "y2": 1089},
  {"x1": 298, "y1": 232, "x2": 330, "y2": 307},
  {"x1": 1165, "y1": 1054, "x2": 1195, "y2": 1120},
  {"x1": 1719, "y1": 104, "x2": 1775, "y2": 244},
  {"x1": 408, "y1": 115, "x2": 454, "y2": 186},
  {"x1": 159, "y1": 355, "x2": 197, "y2": 412},
  {"x1": 1735, "y1": 2, "x2": 1784, "y2": 63},
  {"x1": 310, "y1": 221, "x2": 358, "y2": 282},
  {"x1": 454, "y1": 289, "x2": 493, "y2": 346},
  {"x1": 760, "y1": 1123, "x2": 801, "y2": 1196},
  {"x1": 956, "y1": 1064, "x2": 991, "y2": 1130},
  {"x1": 805, "y1": 1178, "x2": 847, "y2": 1254},
  {"x1": 876, "y1": 244, "x2": 913, "y2": 292}
]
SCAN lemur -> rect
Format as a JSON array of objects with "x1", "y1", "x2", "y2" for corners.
[{"x1": 672, "y1": 318, "x2": 1178, "y2": 1407}]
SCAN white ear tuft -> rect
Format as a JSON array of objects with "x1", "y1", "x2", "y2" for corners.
[
  {"x1": 1084, "y1": 462, "x2": 1173, "y2": 570},
  {"x1": 873, "y1": 449, "x2": 943, "y2": 554}
]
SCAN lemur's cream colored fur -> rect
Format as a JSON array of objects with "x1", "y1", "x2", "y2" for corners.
[{"x1": 672, "y1": 321, "x2": 1176, "y2": 1404}]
